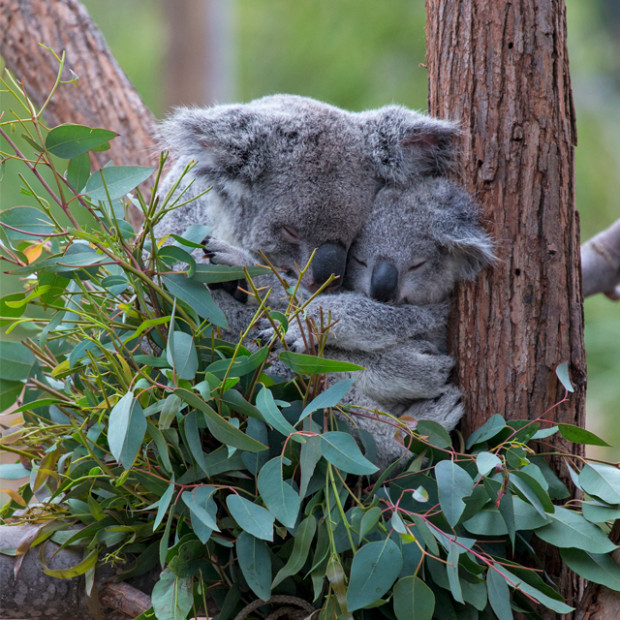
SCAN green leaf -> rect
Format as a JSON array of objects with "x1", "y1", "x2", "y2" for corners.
[
  {"x1": 193, "y1": 263, "x2": 271, "y2": 283},
  {"x1": 226, "y1": 494, "x2": 274, "y2": 542},
  {"x1": 476, "y1": 451, "x2": 501, "y2": 476},
  {"x1": 463, "y1": 496, "x2": 551, "y2": 536},
  {"x1": 255, "y1": 387, "x2": 297, "y2": 437},
  {"x1": 510, "y1": 471, "x2": 554, "y2": 519},
  {"x1": 85, "y1": 165, "x2": 154, "y2": 202},
  {"x1": 153, "y1": 482, "x2": 175, "y2": 532},
  {"x1": 582, "y1": 501, "x2": 620, "y2": 524},
  {"x1": 182, "y1": 486, "x2": 219, "y2": 534},
  {"x1": 446, "y1": 543, "x2": 463, "y2": 603},
  {"x1": 151, "y1": 567, "x2": 194, "y2": 620},
  {"x1": 466, "y1": 414, "x2": 506, "y2": 449},
  {"x1": 579, "y1": 463, "x2": 620, "y2": 503},
  {"x1": 272, "y1": 515, "x2": 317, "y2": 587},
  {"x1": 0, "y1": 463, "x2": 31, "y2": 480},
  {"x1": 347, "y1": 538, "x2": 403, "y2": 611},
  {"x1": 560, "y1": 548, "x2": 620, "y2": 590},
  {"x1": 279, "y1": 351, "x2": 363, "y2": 374},
  {"x1": 487, "y1": 566, "x2": 513, "y2": 620},
  {"x1": 299, "y1": 378, "x2": 355, "y2": 421},
  {"x1": 555, "y1": 361, "x2": 575, "y2": 392},
  {"x1": 42, "y1": 549, "x2": 98, "y2": 578},
  {"x1": 237, "y1": 532, "x2": 272, "y2": 602},
  {"x1": 166, "y1": 330, "x2": 198, "y2": 380},
  {"x1": 257, "y1": 457, "x2": 300, "y2": 528},
  {"x1": 46, "y1": 124, "x2": 117, "y2": 158},
  {"x1": 535, "y1": 506, "x2": 618, "y2": 553},
  {"x1": 174, "y1": 388, "x2": 267, "y2": 453},
  {"x1": 0, "y1": 341, "x2": 34, "y2": 381},
  {"x1": 108, "y1": 392, "x2": 147, "y2": 470},
  {"x1": 393, "y1": 575, "x2": 435, "y2": 620},
  {"x1": 67, "y1": 153, "x2": 91, "y2": 192},
  {"x1": 435, "y1": 460, "x2": 474, "y2": 526},
  {"x1": 320, "y1": 432, "x2": 378, "y2": 475},
  {"x1": 557, "y1": 424, "x2": 609, "y2": 446},
  {"x1": 182, "y1": 411, "x2": 209, "y2": 475},
  {"x1": 162, "y1": 274, "x2": 228, "y2": 328},
  {"x1": 415, "y1": 419, "x2": 452, "y2": 448},
  {"x1": 502, "y1": 567, "x2": 573, "y2": 614},
  {"x1": 0, "y1": 379, "x2": 23, "y2": 411},
  {"x1": 299, "y1": 435, "x2": 323, "y2": 497},
  {"x1": 0, "y1": 206, "x2": 55, "y2": 240}
]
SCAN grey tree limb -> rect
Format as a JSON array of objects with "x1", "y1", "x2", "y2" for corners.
[{"x1": 581, "y1": 218, "x2": 620, "y2": 300}]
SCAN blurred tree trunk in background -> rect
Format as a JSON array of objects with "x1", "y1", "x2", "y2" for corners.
[
  {"x1": 0, "y1": 0, "x2": 157, "y2": 229},
  {"x1": 425, "y1": 0, "x2": 587, "y2": 614},
  {"x1": 163, "y1": 0, "x2": 237, "y2": 108}
]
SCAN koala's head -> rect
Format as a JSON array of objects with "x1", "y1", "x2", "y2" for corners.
[
  {"x1": 344, "y1": 178, "x2": 495, "y2": 305},
  {"x1": 160, "y1": 97, "x2": 461, "y2": 291}
]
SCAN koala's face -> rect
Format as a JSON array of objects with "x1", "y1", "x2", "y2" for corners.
[{"x1": 344, "y1": 179, "x2": 494, "y2": 305}]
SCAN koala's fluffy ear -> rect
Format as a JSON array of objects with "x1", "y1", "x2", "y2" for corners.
[
  {"x1": 360, "y1": 106, "x2": 460, "y2": 184},
  {"x1": 434, "y1": 190, "x2": 496, "y2": 280},
  {"x1": 159, "y1": 105, "x2": 267, "y2": 182}
]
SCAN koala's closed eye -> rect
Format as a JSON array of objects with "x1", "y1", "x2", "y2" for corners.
[
  {"x1": 349, "y1": 253, "x2": 368, "y2": 268},
  {"x1": 281, "y1": 225, "x2": 300, "y2": 243},
  {"x1": 407, "y1": 259, "x2": 427, "y2": 272}
]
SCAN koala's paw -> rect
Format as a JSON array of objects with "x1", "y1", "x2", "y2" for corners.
[{"x1": 202, "y1": 237, "x2": 254, "y2": 267}]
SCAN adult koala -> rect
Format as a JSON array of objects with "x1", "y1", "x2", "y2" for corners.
[{"x1": 155, "y1": 95, "x2": 458, "y2": 299}]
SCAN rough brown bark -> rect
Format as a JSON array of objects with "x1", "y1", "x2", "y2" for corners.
[
  {"x1": 0, "y1": 0, "x2": 158, "y2": 229},
  {"x1": 425, "y1": 0, "x2": 587, "y2": 614}
]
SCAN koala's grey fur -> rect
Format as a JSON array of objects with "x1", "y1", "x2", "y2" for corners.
[{"x1": 276, "y1": 177, "x2": 494, "y2": 467}]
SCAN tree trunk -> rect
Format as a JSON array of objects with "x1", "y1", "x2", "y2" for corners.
[
  {"x1": 0, "y1": 0, "x2": 158, "y2": 229},
  {"x1": 425, "y1": 0, "x2": 587, "y2": 614}
]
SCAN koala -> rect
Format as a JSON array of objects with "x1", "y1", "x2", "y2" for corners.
[
  {"x1": 154, "y1": 95, "x2": 460, "y2": 337},
  {"x1": 274, "y1": 177, "x2": 494, "y2": 467}
]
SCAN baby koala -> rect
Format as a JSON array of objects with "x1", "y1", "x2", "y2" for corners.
[{"x1": 277, "y1": 177, "x2": 494, "y2": 467}]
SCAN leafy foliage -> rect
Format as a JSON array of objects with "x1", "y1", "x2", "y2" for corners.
[{"x1": 1, "y1": 64, "x2": 620, "y2": 619}]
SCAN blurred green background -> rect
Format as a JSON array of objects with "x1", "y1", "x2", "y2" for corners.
[{"x1": 1, "y1": 0, "x2": 619, "y2": 458}]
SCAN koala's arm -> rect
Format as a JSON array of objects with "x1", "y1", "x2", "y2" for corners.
[
  {"x1": 353, "y1": 343, "x2": 454, "y2": 406},
  {"x1": 279, "y1": 294, "x2": 449, "y2": 353}
]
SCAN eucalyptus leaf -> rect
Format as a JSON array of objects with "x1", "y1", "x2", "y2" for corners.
[
  {"x1": 393, "y1": 576, "x2": 435, "y2": 620},
  {"x1": 46, "y1": 124, "x2": 117, "y2": 158},
  {"x1": 236, "y1": 532, "x2": 272, "y2": 602},
  {"x1": 320, "y1": 432, "x2": 378, "y2": 475},
  {"x1": 347, "y1": 538, "x2": 403, "y2": 611},
  {"x1": 226, "y1": 494, "x2": 274, "y2": 542},
  {"x1": 107, "y1": 392, "x2": 146, "y2": 470},
  {"x1": 535, "y1": 506, "x2": 618, "y2": 553},
  {"x1": 257, "y1": 457, "x2": 300, "y2": 528},
  {"x1": 435, "y1": 460, "x2": 474, "y2": 526},
  {"x1": 151, "y1": 567, "x2": 194, "y2": 620}
]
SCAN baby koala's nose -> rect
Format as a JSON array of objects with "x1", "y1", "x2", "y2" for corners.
[
  {"x1": 370, "y1": 260, "x2": 399, "y2": 302},
  {"x1": 309, "y1": 241, "x2": 347, "y2": 292}
]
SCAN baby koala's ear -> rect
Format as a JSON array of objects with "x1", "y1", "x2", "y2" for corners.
[
  {"x1": 433, "y1": 187, "x2": 496, "y2": 281},
  {"x1": 359, "y1": 105, "x2": 460, "y2": 184},
  {"x1": 158, "y1": 105, "x2": 268, "y2": 182}
]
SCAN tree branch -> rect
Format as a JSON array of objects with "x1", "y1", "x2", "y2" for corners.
[
  {"x1": 581, "y1": 218, "x2": 620, "y2": 300},
  {"x1": 0, "y1": 525, "x2": 154, "y2": 620},
  {"x1": 0, "y1": 0, "x2": 158, "y2": 229}
]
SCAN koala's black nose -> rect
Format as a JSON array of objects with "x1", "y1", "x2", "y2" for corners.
[
  {"x1": 311, "y1": 241, "x2": 348, "y2": 290},
  {"x1": 371, "y1": 261, "x2": 399, "y2": 302}
]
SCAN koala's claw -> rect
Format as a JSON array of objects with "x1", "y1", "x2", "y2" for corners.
[{"x1": 201, "y1": 237, "x2": 254, "y2": 267}]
